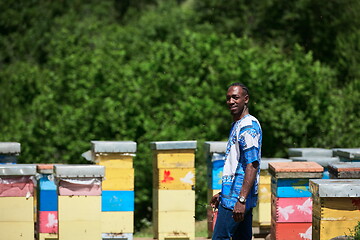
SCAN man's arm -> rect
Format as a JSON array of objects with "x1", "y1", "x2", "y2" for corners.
[{"x1": 232, "y1": 160, "x2": 259, "y2": 222}]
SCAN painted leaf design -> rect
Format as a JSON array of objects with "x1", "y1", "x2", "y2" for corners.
[
  {"x1": 180, "y1": 171, "x2": 194, "y2": 185},
  {"x1": 278, "y1": 205, "x2": 294, "y2": 220},
  {"x1": 296, "y1": 198, "x2": 312, "y2": 215},
  {"x1": 299, "y1": 226, "x2": 312, "y2": 240},
  {"x1": 161, "y1": 170, "x2": 174, "y2": 183},
  {"x1": 46, "y1": 213, "x2": 58, "y2": 228}
]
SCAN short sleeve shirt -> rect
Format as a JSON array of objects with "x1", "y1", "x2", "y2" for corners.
[{"x1": 220, "y1": 114, "x2": 262, "y2": 210}]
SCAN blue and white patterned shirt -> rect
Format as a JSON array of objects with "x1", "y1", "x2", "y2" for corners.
[{"x1": 220, "y1": 114, "x2": 262, "y2": 210}]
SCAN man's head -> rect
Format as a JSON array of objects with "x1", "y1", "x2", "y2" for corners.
[{"x1": 226, "y1": 83, "x2": 249, "y2": 121}]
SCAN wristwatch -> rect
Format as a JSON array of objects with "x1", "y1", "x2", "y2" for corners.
[{"x1": 237, "y1": 196, "x2": 246, "y2": 204}]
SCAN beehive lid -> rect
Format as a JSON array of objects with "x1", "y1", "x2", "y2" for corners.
[
  {"x1": 37, "y1": 164, "x2": 56, "y2": 174},
  {"x1": 150, "y1": 141, "x2": 197, "y2": 150},
  {"x1": 91, "y1": 141, "x2": 137, "y2": 153},
  {"x1": 291, "y1": 156, "x2": 340, "y2": 167},
  {"x1": 54, "y1": 165, "x2": 105, "y2": 178},
  {"x1": 268, "y1": 161, "x2": 323, "y2": 178},
  {"x1": 310, "y1": 179, "x2": 360, "y2": 197},
  {"x1": 0, "y1": 164, "x2": 37, "y2": 176},
  {"x1": 0, "y1": 142, "x2": 21, "y2": 154},
  {"x1": 288, "y1": 148, "x2": 333, "y2": 158},
  {"x1": 328, "y1": 162, "x2": 360, "y2": 179},
  {"x1": 260, "y1": 158, "x2": 292, "y2": 170},
  {"x1": 334, "y1": 148, "x2": 360, "y2": 160},
  {"x1": 204, "y1": 141, "x2": 227, "y2": 154}
]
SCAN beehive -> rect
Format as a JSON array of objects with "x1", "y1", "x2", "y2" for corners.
[
  {"x1": 0, "y1": 142, "x2": 20, "y2": 164},
  {"x1": 151, "y1": 141, "x2": 196, "y2": 240},
  {"x1": 204, "y1": 141, "x2": 226, "y2": 238},
  {"x1": 328, "y1": 162, "x2": 360, "y2": 179},
  {"x1": 37, "y1": 164, "x2": 59, "y2": 238},
  {"x1": 269, "y1": 161, "x2": 323, "y2": 240},
  {"x1": 91, "y1": 141, "x2": 137, "y2": 239},
  {"x1": 55, "y1": 165, "x2": 104, "y2": 240},
  {"x1": 0, "y1": 164, "x2": 36, "y2": 240},
  {"x1": 310, "y1": 179, "x2": 360, "y2": 240}
]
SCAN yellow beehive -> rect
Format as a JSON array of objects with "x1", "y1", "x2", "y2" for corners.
[
  {"x1": 153, "y1": 189, "x2": 195, "y2": 212},
  {"x1": 38, "y1": 233, "x2": 58, "y2": 240},
  {"x1": 153, "y1": 149, "x2": 195, "y2": 168},
  {"x1": 154, "y1": 168, "x2": 195, "y2": 190},
  {"x1": 313, "y1": 196, "x2": 360, "y2": 221},
  {"x1": 101, "y1": 211, "x2": 134, "y2": 233},
  {"x1": 102, "y1": 168, "x2": 134, "y2": 190},
  {"x1": 96, "y1": 153, "x2": 133, "y2": 169},
  {"x1": 153, "y1": 210, "x2": 195, "y2": 240},
  {"x1": 253, "y1": 171, "x2": 272, "y2": 226},
  {"x1": 0, "y1": 222, "x2": 34, "y2": 240},
  {"x1": 58, "y1": 196, "x2": 101, "y2": 240}
]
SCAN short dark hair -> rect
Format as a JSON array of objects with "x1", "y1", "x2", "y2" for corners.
[{"x1": 228, "y1": 83, "x2": 249, "y2": 97}]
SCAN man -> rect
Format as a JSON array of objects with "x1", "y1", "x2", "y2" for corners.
[{"x1": 210, "y1": 83, "x2": 262, "y2": 240}]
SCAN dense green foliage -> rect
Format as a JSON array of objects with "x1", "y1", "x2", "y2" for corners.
[{"x1": 1, "y1": 0, "x2": 359, "y2": 230}]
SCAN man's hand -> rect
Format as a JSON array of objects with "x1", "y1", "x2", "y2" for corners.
[
  {"x1": 233, "y1": 201, "x2": 246, "y2": 222},
  {"x1": 210, "y1": 193, "x2": 220, "y2": 209}
]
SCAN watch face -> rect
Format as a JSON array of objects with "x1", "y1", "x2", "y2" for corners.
[{"x1": 238, "y1": 196, "x2": 246, "y2": 203}]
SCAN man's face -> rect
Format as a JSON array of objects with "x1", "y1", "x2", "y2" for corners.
[{"x1": 226, "y1": 86, "x2": 249, "y2": 117}]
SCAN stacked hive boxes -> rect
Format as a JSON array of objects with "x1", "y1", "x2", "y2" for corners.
[
  {"x1": 91, "y1": 141, "x2": 136, "y2": 240},
  {"x1": 0, "y1": 164, "x2": 37, "y2": 240},
  {"x1": 37, "y1": 164, "x2": 58, "y2": 240},
  {"x1": 268, "y1": 162, "x2": 323, "y2": 240},
  {"x1": 204, "y1": 141, "x2": 226, "y2": 238},
  {"x1": 0, "y1": 142, "x2": 20, "y2": 164},
  {"x1": 253, "y1": 158, "x2": 292, "y2": 231},
  {"x1": 310, "y1": 179, "x2": 360, "y2": 240},
  {"x1": 54, "y1": 165, "x2": 105, "y2": 240},
  {"x1": 289, "y1": 148, "x2": 338, "y2": 179},
  {"x1": 151, "y1": 141, "x2": 197, "y2": 240}
]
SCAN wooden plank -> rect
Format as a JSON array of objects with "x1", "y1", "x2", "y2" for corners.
[
  {"x1": 101, "y1": 211, "x2": 134, "y2": 233},
  {"x1": 38, "y1": 211, "x2": 58, "y2": 233},
  {"x1": 156, "y1": 232, "x2": 195, "y2": 240},
  {"x1": 96, "y1": 153, "x2": 133, "y2": 168},
  {"x1": 312, "y1": 216, "x2": 358, "y2": 240},
  {"x1": 154, "y1": 168, "x2": 195, "y2": 190},
  {"x1": 58, "y1": 221, "x2": 101, "y2": 240},
  {"x1": 270, "y1": 220, "x2": 312, "y2": 240},
  {"x1": 39, "y1": 189, "x2": 58, "y2": 211},
  {"x1": 38, "y1": 233, "x2": 58, "y2": 240},
  {"x1": 102, "y1": 168, "x2": 134, "y2": 191},
  {"x1": 0, "y1": 197, "x2": 34, "y2": 221},
  {"x1": 271, "y1": 177, "x2": 312, "y2": 197},
  {"x1": 102, "y1": 190, "x2": 134, "y2": 211},
  {"x1": 153, "y1": 189, "x2": 195, "y2": 212},
  {"x1": 271, "y1": 196, "x2": 312, "y2": 222},
  {"x1": 153, "y1": 211, "x2": 195, "y2": 237},
  {"x1": 313, "y1": 196, "x2": 360, "y2": 221},
  {"x1": 102, "y1": 233, "x2": 133, "y2": 240},
  {"x1": 153, "y1": 149, "x2": 195, "y2": 168},
  {"x1": 58, "y1": 196, "x2": 101, "y2": 221},
  {"x1": 0, "y1": 222, "x2": 34, "y2": 240}
]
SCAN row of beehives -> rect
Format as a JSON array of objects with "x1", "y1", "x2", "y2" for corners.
[
  {"x1": 1, "y1": 141, "x2": 360, "y2": 240},
  {"x1": 0, "y1": 141, "x2": 199, "y2": 240},
  {"x1": 205, "y1": 143, "x2": 360, "y2": 240}
]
